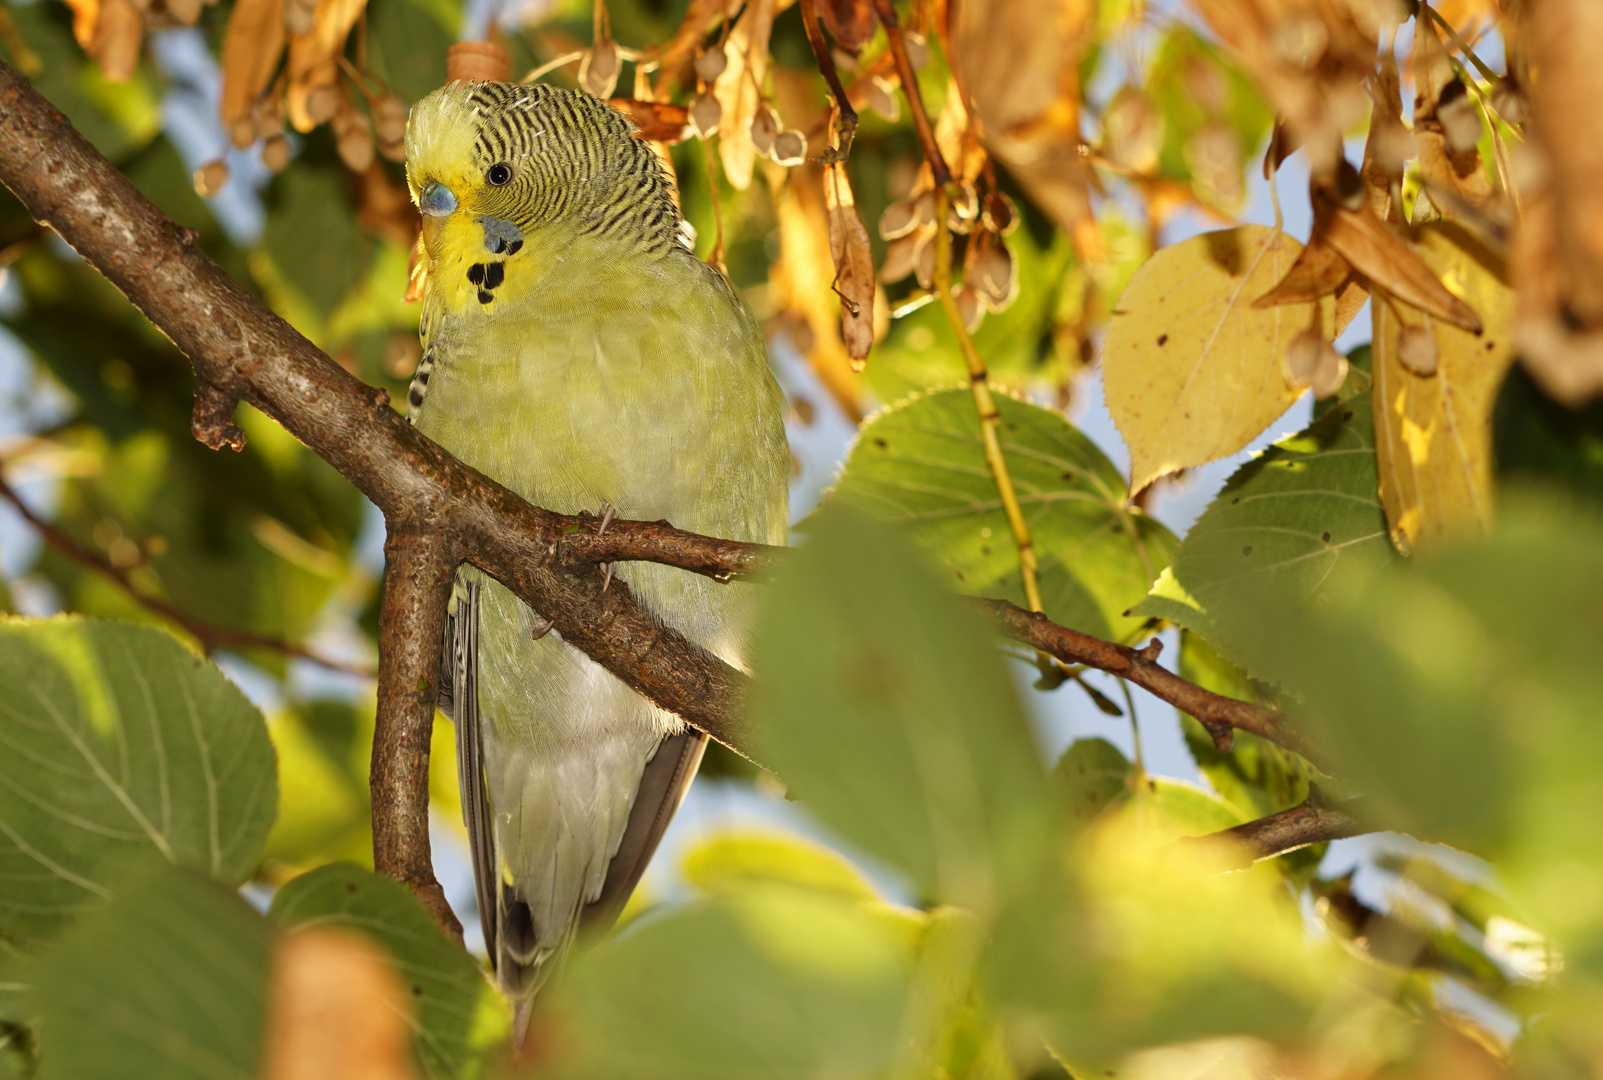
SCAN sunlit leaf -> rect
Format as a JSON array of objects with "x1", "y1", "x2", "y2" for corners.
[
  {"x1": 0, "y1": 618, "x2": 276, "y2": 945},
  {"x1": 682, "y1": 832, "x2": 880, "y2": 903},
  {"x1": 829, "y1": 389, "x2": 1177, "y2": 642},
  {"x1": 1104, "y1": 226, "x2": 1332, "y2": 495},
  {"x1": 1135, "y1": 389, "x2": 1391, "y2": 678},
  {"x1": 1372, "y1": 223, "x2": 1514, "y2": 553}
]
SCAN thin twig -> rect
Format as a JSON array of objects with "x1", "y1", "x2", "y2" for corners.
[
  {"x1": 0, "y1": 471, "x2": 375, "y2": 677},
  {"x1": 982, "y1": 597, "x2": 1324, "y2": 767},
  {"x1": 1420, "y1": 2, "x2": 1500, "y2": 88},
  {"x1": 932, "y1": 187, "x2": 1049, "y2": 641},
  {"x1": 797, "y1": 0, "x2": 859, "y2": 163},
  {"x1": 372, "y1": 527, "x2": 463, "y2": 942},
  {"x1": 867, "y1": 0, "x2": 950, "y2": 188},
  {"x1": 1191, "y1": 784, "x2": 1363, "y2": 867}
]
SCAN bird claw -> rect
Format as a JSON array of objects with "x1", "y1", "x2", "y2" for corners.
[
  {"x1": 530, "y1": 614, "x2": 553, "y2": 640},
  {"x1": 600, "y1": 561, "x2": 615, "y2": 593},
  {"x1": 597, "y1": 502, "x2": 617, "y2": 535}
]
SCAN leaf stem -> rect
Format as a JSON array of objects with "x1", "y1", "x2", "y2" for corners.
[{"x1": 932, "y1": 188, "x2": 1046, "y2": 623}]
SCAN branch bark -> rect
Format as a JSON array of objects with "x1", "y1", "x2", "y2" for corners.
[
  {"x1": 373, "y1": 528, "x2": 462, "y2": 942},
  {"x1": 1195, "y1": 785, "x2": 1363, "y2": 868},
  {"x1": 981, "y1": 598, "x2": 1325, "y2": 767}
]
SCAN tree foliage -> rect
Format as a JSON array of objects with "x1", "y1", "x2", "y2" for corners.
[{"x1": 3, "y1": 0, "x2": 1603, "y2": 1077}]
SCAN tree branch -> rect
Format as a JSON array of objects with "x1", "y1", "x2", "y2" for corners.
[
  {"x1": 1195, "y1": 785, "x2": 1363, "y2": 868},
  {"x1": 980, "y1": 598, "x2": 1325, "y2": 767},
  {"x1": 373, "y1": 527, "x2": 462, "y2": 942}
]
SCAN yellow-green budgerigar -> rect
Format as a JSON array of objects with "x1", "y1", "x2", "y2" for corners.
[{"x1": 403, "y1": 80, "x2": 789, "y2": 1016}]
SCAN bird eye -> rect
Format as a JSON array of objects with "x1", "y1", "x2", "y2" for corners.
[{"x1": 486, "y1": 163, "x2": 513, "y2": 186}]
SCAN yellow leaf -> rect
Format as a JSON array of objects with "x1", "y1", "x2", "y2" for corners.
[
  {"x1": 220, "y1": 0, "x2": 286, "y2": 142},
  {"x1": 712, "y1": 0, "x2": 774, "y2": 191},
  {"x1": 1104, "y1": 226, "x2": 1331, "y2": 496},
  {"x1": 1372, "y1": 223, "x2": 1513, "y2": 554}
]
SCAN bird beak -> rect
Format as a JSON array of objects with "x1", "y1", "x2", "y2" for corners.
[
  {"x1": 418, "y1": 180, "x2": 457, "y2": 250},
  {"x1": 419, "y1": 180, "x2": 457, "y2": 217}
]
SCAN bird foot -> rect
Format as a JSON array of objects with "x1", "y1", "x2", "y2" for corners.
[
  {"x1": 600, "y1": 561, "x2": 615, "y2": 593},
  {"x1": 597, "y1": 502, "x2": 617, "y2": 535},
  {"x1": 530, "y1": 613, "x2": 553, "y2": 640}
]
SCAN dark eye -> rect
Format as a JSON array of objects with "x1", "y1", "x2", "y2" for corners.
[{"x1": 486, "y1": 163, "x2": 513, "y2": 186}]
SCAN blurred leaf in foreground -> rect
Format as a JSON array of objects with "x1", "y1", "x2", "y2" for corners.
[
  {"x1": 0, "y1": 617, "x2": 277, "y2": 945},
  {"x1": 21, "y1": 862, "x2": 270, "y2": 1080},
  {"x1": 752, "y1": 505, "x2": 1058, "y2": 917}
]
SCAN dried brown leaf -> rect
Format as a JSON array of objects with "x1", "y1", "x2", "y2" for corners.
[
  {"x1": 608, "y1": 98, "x2": 691, "y2": 143},
  {"x1": 771, "y1": 168, "x2": 865, "y2": 419},
  {"x1": 1359, "y1": 47, "x2": 1405, "y2": 221},
  {"x1": 948, "y1": 0, "x2": 1099, "y2": 254},
  {"x1": 824, "y1": 160, "x2": 875, "y2": 362},
  {"x1": 286, "y1": 0, "x2": 365, "y2": 133},
  {"x1": 580, "y1": 39, "x2": 621, "y2": 100},
  {"x1": 1323, "y1": 201, "x2": 1481, "y2": 331},
  {"x1": 713, "y1": 0, "x2": 775, "y2": 189},
  {"x1": 261, "y1": 928, "x2": 417, "y2": 1080},
  {"x1": 92, "y1": 0, "x2": 143, "y2": 81}
]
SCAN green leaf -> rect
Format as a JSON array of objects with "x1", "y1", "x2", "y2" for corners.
[
  {"x1": 1052, "y1": 737, "x2": 1132, "y2": 825},
  {"x1": 681, "y1": 832, "x2": 880, "y2": 903},
  {"x1": 259, "y1": 152, "x2": 370, "y2": 321},
  {"x1": 752, "y1": 505, "x2": 1057, "y2": 915},
  {"x1": 828, "y1": 389, "x2": 1178, "y2": 642},
  {"x1": 0, "y1": 618, "x2": 277, "y2": 946},
  {"x1": 21, "y1": 862, "x2": 270, "y2": 1080},
  {"x1": 366, "y1": 0, "x2": 455, "y2": 104},
  {"x1": 552, "y1": 884, "x2": 915, "y2": 1080},
  {"x1": 1135, "y1": 390, "x2": 1392, "y2": 677},
  {"x1": 269, "y1": 864, "x2": 501, "y2": 1079}
]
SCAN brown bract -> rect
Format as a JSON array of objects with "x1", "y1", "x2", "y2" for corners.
[
  {"x1": 286, "y1": 0, "x2": 366, "y2": 133},
  {"x1": 815, "y1": 0, "x2": 877, "y2": 56},
  {"x1": 1514, "y1": 0, "x2": 1603, "y2": 404},
  {"x1": 1189, "y1": 0, "x2": 1383, "y2": 180},
  {"x1": 823, "y1": 156, "x2": 875, "y2": 362},
  {"x1": 608, "y1": 98, "x2": 692, "y2": 143},
  {"x1": 219, "y1": 0, "x2": 287, "y2": 145},
  {"x1": 947, "y1": 0, "x2": 1100, "y2": 257},
  {"x1": 63, "y1": 0, "x2": 143, "y2": 82}
]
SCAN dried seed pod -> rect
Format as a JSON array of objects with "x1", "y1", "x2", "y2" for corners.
[
  {"x1": 164, "y1": 0, "x2": 203, "y2": 25},
  {"x1": 304, "y1": 83, "x2": 338, "y2": 126},
  {"x1": 772, "y1": 130, "x2": 806, "y2": 167},
  {"x1": 1103, "y1": 86, "x2": 1161, "y2": 174},
  {"x1": 954, "y1": 283, "x2": 984, "y2": 332},
  {"x1": 1396, "y1": 323, "x2": 1439, "y2": 376},
  {"x1": 879, "y1": 232, "x2": 920, "y2": 283},
  {"x1": 229, "y1": 114, "x2": 257, "y2": 150},
  {"x1": 694, "y1": 47, "x2": 727, "y2": 83},
  {"x1": 946, "y1": 182, "x2": 978, "y2": 233},
  {"x1": 974, "y1": 234, "x2": 1015, "y2": 308},
  {"x1": 1283, "y1": 328, "x2": 1347, "y2": 398},
  {"x1": 864, "y1": 76, "x2": 898, "y2": 122},
  {"x1": 913, "y1": 232, "x2": 935, "y2": 289},
  {"x1": 903, "y1": 31, "x2": 929, "y2": 71},
  {"x1": 373, "y1": 93, "x2": 408, "y2": 150},
  {"x1": 982, "y1": 192, "x2": 1017, "y2": 236},
  {"x1": 1311, "y1": 345, "x2": 1348, "y2": 399},
  {"x1": 579, "y1": 39, "x2": 620, "y2": 100},
  {"x1": 879, "y1": 195, "x2": 921, "y2": 240},
  {"x1": 690, "y1": 90, "x2": 721, "y2": 138},
  {"x1": 749, "y1": 105, "x2": 779, "y2": 157},
  {"x1": 262, "y1": 133, "x2": 291, "y2": 173},
  {"x1": 1437, "y1": 80, "x2": 1482, "y2": 157},
  {"x1": 194, "y1": 158, "x2": 229, "y2": 197},
  {"x1": 1271, "y1": 14, "x2": 1328, "y2": 69},
  {"x1": 334, "y1": 101, "x2": 374, "y2": 173},
  {"x1": 1490, "y1": 77, "x2": 1527, "y2": 127}
]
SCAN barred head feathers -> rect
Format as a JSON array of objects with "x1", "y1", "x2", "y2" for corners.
[{"x1": 405, "y1": 81, "x2": 684, "y2": 255}]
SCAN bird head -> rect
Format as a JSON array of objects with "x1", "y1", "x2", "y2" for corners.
[{"x1": 405, "y1": 81, "x2": 680, "y2": 265}]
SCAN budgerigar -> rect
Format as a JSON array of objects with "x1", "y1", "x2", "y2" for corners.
[{"x1": 403, "y1": 80, "x2": 789, "y2": 1018}]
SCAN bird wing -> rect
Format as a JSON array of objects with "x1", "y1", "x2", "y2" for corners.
[
  {"x1": 579, "y1": 726, "x2": 707, "y2": 938},
  {"x1": 443, "y1": 575, "x2": 500, "y2": 966}
]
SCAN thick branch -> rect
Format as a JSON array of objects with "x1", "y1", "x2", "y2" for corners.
[
  {"x1": 373, "y1": 529, "x2": 462, "y2": 942},
  {"x1": 1197, "y1": 786, "x2": 1363, "y2": 868},
  {"x1": 0, "y1": 58, "x2": 752, "y2": 757},
  {"x1": 982, "y1": 598, "x2": 1324, "y2": 767}
]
